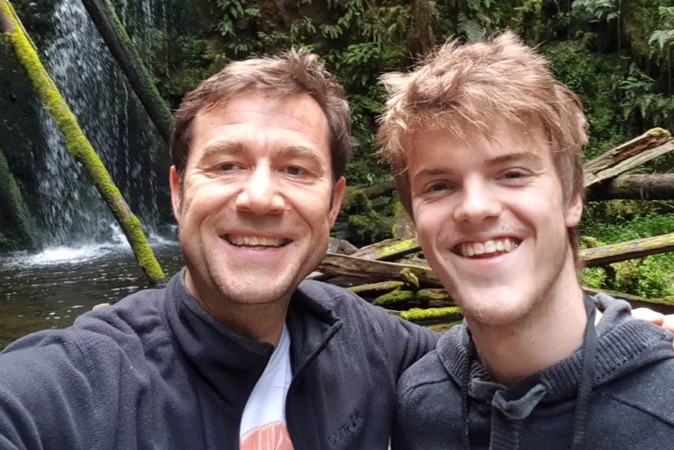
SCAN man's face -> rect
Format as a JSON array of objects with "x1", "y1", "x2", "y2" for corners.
[
  {"x1": 170, "y1": 90, "x2": 345, "y2": 314},
  {"x1": 408, "y1": 122, "x2": 582, "y2": 328}
]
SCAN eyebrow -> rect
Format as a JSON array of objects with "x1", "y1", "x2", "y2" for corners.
[
  {"x1": 199, "y1": 141, "x2": 245, "y2": 160},
  {"x1": 486, "y1": 151, "x2": 543, "y2": 167},
  {"x1": 199, "y1": 141, "x2": 325, "y2": 166},
  {"x1": 277, "y1": 145, "x2": 322, "y2": 160}
]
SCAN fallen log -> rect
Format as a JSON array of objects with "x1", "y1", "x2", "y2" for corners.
[
  {"x1": 588, "y1": 173, "x2": 674, "y2": 201},
  {"x1": 318, "y1": 253, "x2": 440, "y2": 287},
  {"x1": 372, "y1": 288, "x2": 452, "y2": 308},
  {"x1": 583, "y1": 128, "x2": 673, "y2": 187},
  {"x1": 581, "y1": 232, "x2": 674, "y2": 267},
  {"x1": 320, "y1": 232, "x2": 674, "y2": 281},
  {"x1": 398, "y1": 306, "x2": 463, "y2": 327},
  {"x1": 352, "y1": 237, "x2": 420, "y2": 261}
]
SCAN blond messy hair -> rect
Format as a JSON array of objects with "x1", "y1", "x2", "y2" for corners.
[
  {"x1": 376, "y1": 31, "x2": 588, "y2": 261},
  {"x1": 377, "y1": 31, "x2": 587, "y2": 211}
]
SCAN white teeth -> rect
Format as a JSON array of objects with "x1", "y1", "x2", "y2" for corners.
[
  {"x1": 460, "y1": 238, "x2": 518, "y2": 257},
  {"x1": 228, "y1": 235, "x2": 286, "y2": 247}
]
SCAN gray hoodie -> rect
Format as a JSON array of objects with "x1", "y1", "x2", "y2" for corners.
[{"x1": 392, "y1": 294, "x2": 674, "y2": 449}]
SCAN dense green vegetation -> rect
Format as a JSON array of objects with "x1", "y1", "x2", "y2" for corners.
[
  {"x1": 8, "y1": 0, "x2": 673, "y2": 299},
  {"x1": 128, "y1": 0, "x2": 674, "y2": 300}
]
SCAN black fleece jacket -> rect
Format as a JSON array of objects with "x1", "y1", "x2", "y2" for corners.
[{"x1": 0, "y1": 271, "x2": 438, "y2": 449}]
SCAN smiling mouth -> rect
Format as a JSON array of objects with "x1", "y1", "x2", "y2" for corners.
[
  {"x1": 223, "y1": 235, "x2": 291, "y2": 247},
  {"x1": 454, "y1": 237, "x2": 520, "y2": 258}
]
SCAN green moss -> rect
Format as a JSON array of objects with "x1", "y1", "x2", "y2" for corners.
[
  {"x1": 401, "y1": 306, "x2": 463, "y2": 323},
  {"x1": 348, "y1": 281, "x2": 404, "y2": 295},
  {"x1": 373, "y1": 287, "x2": 450, "y2": 307},
  {"x1": 373, "y1": 238, "x2": 419, "y2": 260},
  {"x1": 373, "y1": 288, "x2": 414, "y2": 306},
  {"x1": 428, "y1": 321, "x2": 462, "y2": 333},
  {"x1": 645, "y1": 127, "x2": 670, "y2": 138}
]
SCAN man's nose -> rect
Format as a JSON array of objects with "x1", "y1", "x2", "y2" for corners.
[
  {"x1": 452, "y1": 180, "x2": 501, "y2": 224},
  {"x1": 235, "y1": 166, "x2": 285, "y2": 215}
]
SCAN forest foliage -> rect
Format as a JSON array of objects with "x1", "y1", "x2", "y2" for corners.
[
  {"x1": 136, "y1": 0, "x2": 674, "y2": 299},
  {"x1": 14, "y1": 0, "x2": 674, "y2": 299}
]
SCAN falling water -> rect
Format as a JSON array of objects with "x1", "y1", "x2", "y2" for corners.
[
  {"x1": 33, "y1": 0, "x2": 167, "y2": 249},
  {"x1": 0, "y1": 0, "x2": 177, "y2": 347}
]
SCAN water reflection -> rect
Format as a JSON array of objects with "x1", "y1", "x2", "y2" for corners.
[{"x1": 0, "y1": 242, "x2": 184, "y2": 350}]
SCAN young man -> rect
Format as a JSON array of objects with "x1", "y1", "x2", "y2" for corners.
[
  {"x1": 0, "y1": 49, "x2": 438, "y2": 449},
  {"x1": 378, "y1": 31, "x2": 674, "y2": 449}
]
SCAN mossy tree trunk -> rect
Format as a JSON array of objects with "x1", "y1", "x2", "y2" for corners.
[
  {"x1": 80, "y1": 0, "x2": 173, "y2": 143},
  {"x1": 0, "y1": 0, "x2": 165, "y2": 284}
]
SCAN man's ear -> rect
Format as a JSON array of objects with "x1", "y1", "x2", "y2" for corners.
[
  {"x1": 329, "y1": 176, "x2": 346, "y2": 226},
  {"x1": 564, "y1": 192, "x2": 583, "y2": 228},
  {"x1": 169, "y1": 166, "x2": 182, "y2": 223}
]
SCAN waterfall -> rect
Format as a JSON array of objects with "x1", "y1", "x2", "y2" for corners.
[{"x1": 33, "y1": 0, "x2": 167, "y2": 248}]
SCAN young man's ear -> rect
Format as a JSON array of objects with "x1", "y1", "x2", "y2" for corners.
[
  {"x1": 169, "y1": 166, "x2": 182, "y2": 222},
  {"x1": 564, "y1": 193, "x2": 583, "y2": 228}
]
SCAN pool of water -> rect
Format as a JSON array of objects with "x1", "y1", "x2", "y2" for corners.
[{"x1": 0, "y1": 241, "x2": 184, "y2": 350}]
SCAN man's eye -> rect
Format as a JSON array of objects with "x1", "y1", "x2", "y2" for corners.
[
  {"x1": 283, "y1": 166, "x2": 305, "y2": 176},
  {"x1": 219, "y1": 163, "x2": 238, "y2": 171}
]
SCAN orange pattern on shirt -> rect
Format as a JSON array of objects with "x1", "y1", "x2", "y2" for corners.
[{"x1": 240, "y1": 421, "x2": 294, "y2": 450}]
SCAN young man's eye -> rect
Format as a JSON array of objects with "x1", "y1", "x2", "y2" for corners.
[
  {"x1": 425, "y1": 182, "x2": 452, "y2": 193},
  {"x1": 503, "y1": 169, "x2": 528, "y2": 179}
]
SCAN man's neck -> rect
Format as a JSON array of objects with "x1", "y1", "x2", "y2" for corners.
[
  {"x1": 184, "y1": 273, "x2": 289, "y2": 347},
  {"x1": 467, "y1": 281, "x2": 590, "y2": 387}
]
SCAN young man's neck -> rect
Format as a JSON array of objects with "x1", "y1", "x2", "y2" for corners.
[{"x1": 467, "y1": 272, "x2": 593, "y2": 387}]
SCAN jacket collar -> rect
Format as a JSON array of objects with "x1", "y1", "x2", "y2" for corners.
[{"x1": 163, "y1": 272, "x2": 342, "y2": 415}]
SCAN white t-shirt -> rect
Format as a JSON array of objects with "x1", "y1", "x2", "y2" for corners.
[{"x1": 239, "y1": 325, "x2": 294, "y2": 450}]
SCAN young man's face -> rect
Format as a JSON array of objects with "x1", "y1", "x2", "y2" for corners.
[
  {"x1": 170, "y1": 90, "x2": 345, "y2": 314},
  {"x1": 408, "y1": 121, "x2": 582, "y2": 328}
]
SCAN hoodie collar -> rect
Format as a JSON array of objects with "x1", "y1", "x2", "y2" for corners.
[{"x1": 439, "y1": 296, "x2": 597, "y2": 449}]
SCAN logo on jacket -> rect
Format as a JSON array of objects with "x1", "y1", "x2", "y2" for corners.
[{"x1": 327, "y1": 410, "x2": 363, "y2": 446}]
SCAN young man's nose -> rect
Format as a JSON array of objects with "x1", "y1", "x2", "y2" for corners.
[
  {"x1": 235, "y1": 166, "x2": 285, "y2": 215},
  {"x1": 452, "y1": 181, "x2": 501, "y2": 223}
]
